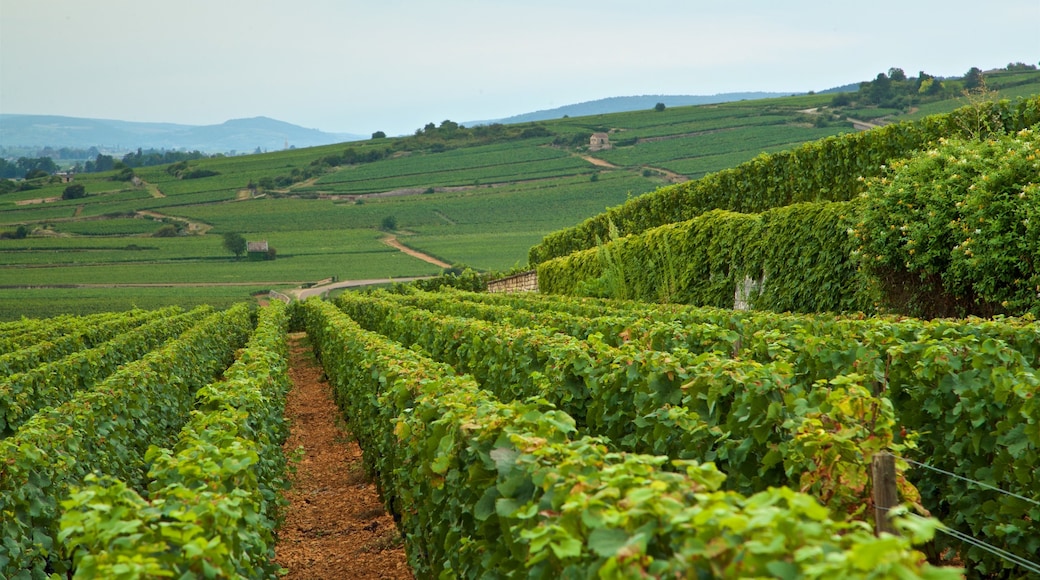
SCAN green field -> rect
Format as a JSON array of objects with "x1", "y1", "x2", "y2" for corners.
[{"x1": 2, "y1": 67, "x2": 1039, "y2": 319}]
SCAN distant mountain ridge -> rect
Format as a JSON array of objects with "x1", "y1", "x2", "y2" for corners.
[
  {"x1": 465, "y1": 92, "x2": 796, "y2": 126},
  {"x1": 0, "y1": 114, "x2": 364, "y2": 153}
]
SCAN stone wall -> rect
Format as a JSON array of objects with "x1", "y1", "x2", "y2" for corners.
[{"x1": 487, "y1": 270, "x2": 538, "y2": 293}]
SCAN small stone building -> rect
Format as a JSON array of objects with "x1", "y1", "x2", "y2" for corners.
[
  {"x1": 247, "y1": 240, "x2": 270, "y2": 261},
  {"x1": 589, "y1": 132, "x2": 611, "y2": 151}
]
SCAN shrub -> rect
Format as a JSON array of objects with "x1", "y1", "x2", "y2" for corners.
[{"x1": 856, "y1": 128, "x2": 1040, "y2": 316}]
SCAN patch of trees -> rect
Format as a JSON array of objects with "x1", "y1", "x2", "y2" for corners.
[
  {"x1": 121, "y1": 148, "x2": 208, "y2": 169},
  {"x1": 62, "y1": 183, "x2": 87, "y2": 199},
  {"x1": 399, "y1": 119, "x2": 557, "y2": 152},
  {"x1": 165, "y1": 161, "x2": 218, "y2": 179},
  {"x1": 834, "y1": 66, "x2": 999, "y2": 110},
  {"x1": 0, "y1": 225, "x2": 30, "y2": 240},
  {"x1": 552, "y1": 132, "x2": 593, "y2": 147},
  {"x1": 0, "y1": 157, "x2": 58, "y2": 179}
]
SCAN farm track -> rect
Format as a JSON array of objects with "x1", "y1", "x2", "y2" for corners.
[
  {"x1": 276, "y1": 332, "x2": 413, "y2": 579},
  {"x1": 380, "y1": 234, "x2": 451, "y2": 269},
  {"x1": 136, "y1": 210, "x2": 211, "y2": 234}
]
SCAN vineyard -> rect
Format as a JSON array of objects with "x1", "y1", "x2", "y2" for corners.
[{"x1": 1, "y1": 291, "x2": 1038, "y2": 577}]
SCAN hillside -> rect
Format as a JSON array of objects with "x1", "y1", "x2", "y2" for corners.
[
  {"x1": 465, "y1": 92, "x2": 793, "y2": 125},
  {"x1": 1, "y1": 65, "x2": 1039, "y2": 319},
  {"x1": 0, "y1": 114, "x2": 363, "y2": 153}
]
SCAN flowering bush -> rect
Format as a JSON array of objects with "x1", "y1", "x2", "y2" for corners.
[{"x1": 856, "y1": 128, "x2": 1040, "y2": 316}]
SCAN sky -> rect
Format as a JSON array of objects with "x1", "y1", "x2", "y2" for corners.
[{"x1": 2, "y1": 0, "x2": 1038, "y2": 136}]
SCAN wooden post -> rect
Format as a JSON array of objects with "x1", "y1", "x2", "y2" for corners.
[{"x1": 872, "y1": 452, "x2": 900, "y2": 536}]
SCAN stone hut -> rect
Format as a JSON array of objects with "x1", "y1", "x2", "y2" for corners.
[
  {"x1": 589, "y1": 132, "x2": 611, "y2": 151},
  {"x1": 246, "y1": 240, "x2": 270, "y2": 261}
]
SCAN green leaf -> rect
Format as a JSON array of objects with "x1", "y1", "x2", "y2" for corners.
[{"x1": 588, "y1": 527, "x2": 629, "y2": 558}]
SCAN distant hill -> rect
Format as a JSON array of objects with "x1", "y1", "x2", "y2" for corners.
[
  {"x1": 465, "y1": 92, "x2": 795, "y2": 125},
  {"x1": 0, "y1": 115, "x2": 364, "y2": 153}
]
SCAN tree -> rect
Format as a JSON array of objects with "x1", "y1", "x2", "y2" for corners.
[
  {"x1": 963, "y1": 66, "x2": 984, "y2": 90},
  {"x1": 888, "y1": 67, "x2": 907, "y2": 82},
  {"x1": 222, "y1": 232, "x2": 247, "y2": 259},
  {"x1": 371, "y1": 131, "x2": 386, "y2": 139},
  {"x1": 62, "y1": 184, "x2": 87, "y2": 200},
  {"x1": 380, "y1": 215, "x2": 397, "y2": 231},
  {"x1": 654, "y1": 102, "x2": 666, "y2": 112}
]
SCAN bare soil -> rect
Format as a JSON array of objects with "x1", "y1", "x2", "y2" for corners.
[
  {"x1": 275, "y1": 333, "x2": 414, "y2": 579},
  {"x1": 380, "y1": 234, "x2": 451, "y2": 269}
]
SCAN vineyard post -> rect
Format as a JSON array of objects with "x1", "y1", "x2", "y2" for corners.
[{"x1": 871, "y1": 452, "x2": 899, "y2": 536}]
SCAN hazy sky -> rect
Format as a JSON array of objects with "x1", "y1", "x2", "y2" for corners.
[{"x1": 2, "y1": 0, "x2": 1038, "y2": 136}]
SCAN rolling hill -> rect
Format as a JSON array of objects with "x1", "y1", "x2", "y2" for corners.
[
  {"x1": 0, "y1": 114, "x2": 364, "y2": 153},
  {"x1": 1, "y1": 65, "x2": 1038, "y2": 319}
]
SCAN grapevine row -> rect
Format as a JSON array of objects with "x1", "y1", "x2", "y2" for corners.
[
  {"x1": 302, "y1": 298, "x2": 955, "y2": 579},
  {"x1": 337, "y1": 291, "x2": 914, "y2": 522},
  {"x1": 0, "y1": 305, "x2": 212, "y2": 437},
  {"x1": 401, "y1": 289, "x2": 1040, "y2": 575},
  {"x1": 0, "y1": 303, "x2": 252, "y2": 576},
  {"x1": 0, "y1": 310, "x2": 156, "y2": 357},
  {"x1": 59, "y1": 301, "x2": 292, "y2": 577}
]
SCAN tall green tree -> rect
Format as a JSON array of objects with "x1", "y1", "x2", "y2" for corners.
[{"x1": 222, "y1": 232, "x2": 247, "y2": 259}]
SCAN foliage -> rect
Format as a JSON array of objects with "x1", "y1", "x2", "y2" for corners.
[
  {"x1": 446, "y1": 289, "x2": 1040, "y2": 577},
  {"x1": 398, "y1": 266, "x2": 489, "y2": 292},
  {"x1": 222, "y1": 231, "x2": 247, "y2": 258},
  {"x1": 529, "y1": 96, "x2": 1040, "y2": 265},
  {"x1": 856, "y1": 128, "x2": 1040, "y2": 317},
  {"x1": 539, "y1": 201, "x2": 871, "y2": 313},
  {"x1": 152, "y1": 224, "x2": 179, "y2": 237},
  {"x1": 339, "y1": 290, "x2": 924, "y2": 525},
  {"x1": 380, "y1": 215, "x2": 397, "y2": 231},
  {"x1": 121, "y1": 147, "x2": 207, "y2": 168},
  {"x1": 59, "y1": 301, "x2": 291, "y2": 578},
  {"x1": 0, "y1": 304, "x2": 252, "y2": 576},
  {"x1": 62, "y1": 183, "x2": 87, "y2": 200},
  {"x1": 302, "y1": 298, "x2": 955, "y2": 579}
]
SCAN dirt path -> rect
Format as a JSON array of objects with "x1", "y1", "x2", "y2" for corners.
[
  {"x1": 140, "y1": 179, "x2": 166, "y2": 198},
  {"x1": 136, "y1": 210, "x2": 212, "y2": 234},
  {"x1": 579, "y1": 154, "x2": 618, "y2": 168},
  {"x1": 380, "y1": 234, "x2": 451, "y2": 269},
  {"x1": 276, "y1": 333, "x2": 413, "y2": 579},
  {"x1": 642, "y1": 165, "x2": 689, "y2": 184}
]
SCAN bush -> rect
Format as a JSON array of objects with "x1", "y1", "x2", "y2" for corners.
[
  {"x1": 181, "y1": 169, "x2": 219, "y2": 179},
  {"x1": 856, "y1": 128, "x2": 1040, "y2": 317},
  {"x1": 153, "y1": 225, "x2": 179, "y2": 237},
  {"x1": 62, "y1": 184, "x2": 87, "y2": 200}
]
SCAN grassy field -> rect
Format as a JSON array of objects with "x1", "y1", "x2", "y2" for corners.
[{"x1": 2, "y1": 68, "x2": 1039, "y2": 319}]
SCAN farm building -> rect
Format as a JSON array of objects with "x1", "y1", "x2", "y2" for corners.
[
  {"x1": 247, "y1": 240, "x2": 273, "y2": 261},
  {"x1": 589, "y1": 132, "x2": 611, "y2": 151}
]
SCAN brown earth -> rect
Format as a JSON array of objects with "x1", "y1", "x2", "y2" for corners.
[
  {"x1": 275, "y1": 332, "x2": 414, "y2": 579},
  {"x1": 380, "y1": 234, "x2": 451, "y2": 269}
]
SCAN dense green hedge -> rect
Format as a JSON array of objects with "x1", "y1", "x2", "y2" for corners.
[
  {"x1": 857, "y1": 127, "x2": 1040, "y2": 317},
  {"x1": 529, "y1": 96, "x2": 1040, "y2": 265},
  {"x1": 538, "y1": 201, "x2": 870, "y2": 313}
]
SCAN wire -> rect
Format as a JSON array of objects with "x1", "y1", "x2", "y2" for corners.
[
  {"x1": 888, "y1": 509, "x2": 1040, "y2": 576},
  {"x1": 894, "y1": 455, "x2": 1040, "y2": 509}
]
